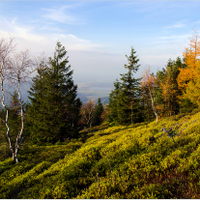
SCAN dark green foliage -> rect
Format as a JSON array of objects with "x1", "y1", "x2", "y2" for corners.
[
  {"x1": 93, "y1": 98, "x2": 104, "y2": 126},
  {"x1": 28, "y1": 42, "x2": 81, "y2": 144},
  {"x1": 165, "y1": 58, "x2": 182, "y2": 114},
  {"x1": 108, "y1": 47, "x2": 142, "y2": 125},
  {"x1": 8, "y1": 90, "x2": 22, "y2": 143},
  {"x1": 107, "y1": 79, "x2": 121, "y2": 124},
  {"x1": 140, "y1": 85, "x2": 155, "y2": 122},
  {"x1": 180, "y1": 98, "x2": 197, "y2": 114}
]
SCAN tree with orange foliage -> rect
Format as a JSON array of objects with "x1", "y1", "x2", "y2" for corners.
[
  {"x1": 177, "y1": 30, "x2": 200, "y2": 106},
  {"x1": 141, "y1": 67, "x2": 158, "y2": 122},
  {"x1": 185, "y1": 76, "x2": 200, "y2": 106}
]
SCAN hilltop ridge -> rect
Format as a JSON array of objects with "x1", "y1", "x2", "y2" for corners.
[{"x1": 0, "y1": 111, "x2": 200, "y2": 198}]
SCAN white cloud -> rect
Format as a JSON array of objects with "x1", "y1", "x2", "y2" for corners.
[
  {"x1": 0, "y1": 16, "x2": 103, "y2": 54},
  {"x1": 164, "y1": 22, "x2": 186, "y2": 29},
  {"x1": 159, "y1": 34, "x2": 189, "y2": 40},
  {"x1": 42, "y1": 6, "x2": 76, "y2": 24}
]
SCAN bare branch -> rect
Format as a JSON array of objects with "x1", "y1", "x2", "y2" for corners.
[{"x1": 0, "y1": 38, "x2": 16, "y2": 160}]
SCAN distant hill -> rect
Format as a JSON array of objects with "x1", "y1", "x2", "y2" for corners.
[
  {"x1": 78, "y1": 93, "x2": 109, "y2": 104},
  {"x1": 1, "y1": 112, "x2": 200, "y2": 198},
  {"x1": 100, "y1": 96, "x2": 109, "y2": 104},
  {"x1": 0, "y1": 83, "x2": 110, "y2": 105}
]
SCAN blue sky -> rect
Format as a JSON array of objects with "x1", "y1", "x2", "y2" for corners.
[{"x1": 1, "y1": 1, "x2": 200, "y2": 99}]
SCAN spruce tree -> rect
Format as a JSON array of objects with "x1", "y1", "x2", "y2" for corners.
[
  {"x1": 108, "y1": 47, "x2": 142, "y2": 125},
  {"x1": 108, "y1": 79, "x2": 121, "y2": 124},
  {"x1": 93, "y1": 98, "x2": 103, "y2": 126},
  {"x1": 28, "y1": 42, "x2": 81, "y2": 144},
  {"x1": 8, "y1": 90, "x2": 21, "y2": 144}
]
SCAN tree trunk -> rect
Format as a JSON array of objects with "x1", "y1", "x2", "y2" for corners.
[
  {"x1": 149, "y1": 88, "x2": 158, "y2": 123},
  {"x1": 131, "y1": 100, "x2": 134, "y2": 125},
  {"x1": 0, "y1": 77, "x2": 15, "y2": 159},
  {"x1": 13, "y1": 77, "x2": 24, "y2": 163}
]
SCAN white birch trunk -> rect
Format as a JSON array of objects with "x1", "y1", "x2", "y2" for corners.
[
  {"x1": 0, "y1": 73, "x2": 15, "y2": 159},
  {"x1": 149, "y1": 87, "x2": 158, "y2": 123},
  {"x1": 13, "y1": 76, "x2": 24, "y2": 163}
]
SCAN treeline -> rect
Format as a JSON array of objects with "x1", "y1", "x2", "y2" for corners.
[
  {"x1": 108, "y1": 31, "x2": 200, "y2": 125},
  {"x1": 1, "y1": 31, "x2": 200, "y2": 162}
]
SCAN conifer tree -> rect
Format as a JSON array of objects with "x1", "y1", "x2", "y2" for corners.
[
  {"x1": 93, "y1": 98, "x2": 104, "y2": 126},
  {"x1": 8, "y1": 90, "x2": 21, "y2": 141},
  {"x1": 108, "y1": 47, "x2": 142, "y2": 125},
  {"x1": 155, "y1": 57, "x2": 184, "y2": 116},
  {"x1": 28, "y1": 42, "x2": 81, "y2": 144},
  {"x1": 160, "y1": 58, "x2": 181, "y2": 116},
  {"x1": 107, "y1": 79, "x2": 121, "y2": 124}
]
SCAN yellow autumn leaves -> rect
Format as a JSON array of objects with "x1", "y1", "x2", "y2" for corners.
[{"x1": 177, "y1": 31, "x2": 200, "y2": 106}]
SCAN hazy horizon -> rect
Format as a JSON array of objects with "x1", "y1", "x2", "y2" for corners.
[{"x1": 1, "y1": 1, "x2": 200, "y2": 101}]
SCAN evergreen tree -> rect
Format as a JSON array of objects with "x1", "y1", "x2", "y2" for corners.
[
  {"x1": 160, "y1": 58, "x2": 180, "y2": 116},
  {"x1": 28, "y1": 42, "x2": 81, "y2": 144},
  {"x1": 8, "y1": 90, "x2": 21, "y2": 141},
  {"x1": 155, "y1": 57, "x2": 187, "y2": 116},
  {"x1": 93, "y1": 98, "x2": 104, "y2": 126},
  {"x1": 107, "y1": 79, "x2": 121, "y2": 124},
  {"x1": 108, "y1": 47, "x2": 142, "y2": 125},
  {"x1": 140, "y1": 84, "x2": 155, "y2": 122}
]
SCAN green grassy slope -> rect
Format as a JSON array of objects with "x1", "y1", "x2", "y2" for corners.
[{"x1": 1, "y1": 112, "x2": 200, "y2": 198}]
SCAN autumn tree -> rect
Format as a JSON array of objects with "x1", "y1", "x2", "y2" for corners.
[
  {"x1": 177, "y1": 31, "x2": 200, "y2": 91},
  {"x1": 80, "y1": 100, "x2": 95, "y2": 128},
  {"x1": 177, "y1": 31, "x2": 200, "y2": 108},
  {"x1": 101, "y1": 103, "x2": 109, "y2": 123}
]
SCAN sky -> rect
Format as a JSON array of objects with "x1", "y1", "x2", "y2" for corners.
[{"x1": 1, "y1": 0, "x2": 200, "y2": 100}]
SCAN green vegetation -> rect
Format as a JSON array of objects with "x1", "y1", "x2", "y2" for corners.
[
  {"x1": 1, "y1": 32, "x2": 200, "y2": 198},
  {"x1": 28, "y1": 42, "x2": 81, "y2": 144},
  {"x1": 1, "y1": 111, "x2": 200, "y2": 198},
  {"x1": 108, "y1": 47, "x2": 142, "y2": 125}
]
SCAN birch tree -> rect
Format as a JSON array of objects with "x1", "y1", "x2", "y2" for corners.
[
  {"x1": 0, "y1": 38, "x2": 15, "y2": 162},
  {"x1": 81, "y1": 100, "x2": 95, "y2": 128},
  {"x1": 8, "y1": 50, "x2": 35, "y2": 163},
  {"x1": 141, "y1": 67, "x2": 158, "y2": 123}
]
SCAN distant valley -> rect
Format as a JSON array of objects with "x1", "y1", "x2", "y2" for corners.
[{"x1": 5, "y1": 80, "x2": 113, "y2": 104}]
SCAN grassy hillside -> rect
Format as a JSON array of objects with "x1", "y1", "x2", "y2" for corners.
[{"x1": 1, "y1": 112, "x2": 200, "y2": 198}]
